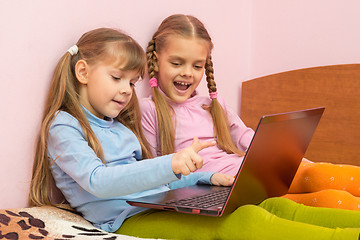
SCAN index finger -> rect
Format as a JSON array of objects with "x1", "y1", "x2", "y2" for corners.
[{"x1": 191, "y1": 137, "x2": 216, "y2": 153}]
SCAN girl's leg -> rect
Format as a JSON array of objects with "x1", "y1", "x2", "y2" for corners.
[
  {"x1": 117, "y1": 204, "x2": 360, "y2": 240},
  {"x1": 260, "y1": 197, "x2": 360, "y2": 228},
  {"x1": 289, "y1": 161, "x2": 360, "y2": 196},
  {"x1": 283, "y1": 189, "x2": 360, "y2": 210},
  {"x1": 286, "y1": 161, "x2": 360, "y2": 210}
]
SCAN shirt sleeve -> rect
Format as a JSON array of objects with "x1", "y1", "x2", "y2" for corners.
[
  {"x1": 48, "y1": 112, "x2": 179, "y2": 199},
  {"x1": 139, "y1": 98, "x2": 159, "y2": 156},
  {"x1": 168, "y1": 171, "x2": 214, "y2": 190},
  {"x1": 218, "y1": 97, "x2": 255, "y2": 151}
]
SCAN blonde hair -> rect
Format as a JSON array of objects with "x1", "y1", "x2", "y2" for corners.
[
  {"x1": 29, "y1": 28, "x2": 152, "y2": 206},
  {"x1": 147, "y1": 14, "x2": 245, "y2": 156}
]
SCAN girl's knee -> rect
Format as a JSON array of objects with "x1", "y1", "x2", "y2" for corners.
[
  {"x1": 260, "y1": 197, "x2": 298, "y2": 210},
  {"x1": 261, "y1": 197, "x2": 293, "y2": 205},
  {"x1": 233, "y1": 204, "x2": 262, "y2": 216},
  {"x1": 230, "y1": 204, "x2": 274, "y2": 227}
]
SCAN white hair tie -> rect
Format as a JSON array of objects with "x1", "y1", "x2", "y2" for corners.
[{"x1": 67, "y1": 45, "x2": 78, "y2": 56}]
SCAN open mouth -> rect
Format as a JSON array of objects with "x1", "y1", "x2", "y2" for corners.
[{"x1": 174, "y1": 81, "x2": 191, "y2": 91}]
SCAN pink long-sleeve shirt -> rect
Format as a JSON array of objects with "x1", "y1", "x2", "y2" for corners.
[{"x1": 140, "y1": 91, "x2": 255, "y2": 176}]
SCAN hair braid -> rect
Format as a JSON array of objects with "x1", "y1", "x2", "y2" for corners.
[
  {"x1": 205, "y1": 56, "x2": 245, "y2": 157},
  {"x1": 146, "y1": 39, "x2": 157, "y2": 79},
  {"x1": 205, "y1": 56, "x2": 217, "y2": 93},
  {"x1": 146, "y1": 38, "x2": 175, "y2": 155}
]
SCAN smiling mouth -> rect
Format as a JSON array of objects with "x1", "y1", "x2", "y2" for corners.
[
  {"x1": 113, "y1": 99, "x2": 125, "y2": 106},
  {"x1": 174, "y1": 81, "x2": 191, "y2": 91}
]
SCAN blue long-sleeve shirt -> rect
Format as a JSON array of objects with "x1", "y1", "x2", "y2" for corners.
[{"x1": 48, "y1": 107, "x2": 214, "y2": 232}]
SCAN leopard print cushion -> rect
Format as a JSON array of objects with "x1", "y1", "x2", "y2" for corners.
[{"x1": 0, "y1": 205, "x2": 158, "y2": 240}]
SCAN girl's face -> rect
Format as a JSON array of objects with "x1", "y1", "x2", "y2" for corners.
[
  {"x1": 156, "y1": 35, "x2": 209, "y2": 103},
  {"x1": 76, "y1": 60, "x2": 139, "y2": 119}
]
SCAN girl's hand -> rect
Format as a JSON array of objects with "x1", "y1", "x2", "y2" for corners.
[
  {"x1": 171, "y1": 137, "x2": 216, "y2": 176},
  {"x1": 210, "y1": 173, "x2": 234, "y2": 186}
]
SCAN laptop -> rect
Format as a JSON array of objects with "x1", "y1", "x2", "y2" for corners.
[{"x1": 127, "y1": 107, "x2": 325, "y2": 216}]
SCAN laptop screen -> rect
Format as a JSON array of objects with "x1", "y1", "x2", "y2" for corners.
[{"x1": 223, "y1": 107, "x2": 324, "y2": 214}]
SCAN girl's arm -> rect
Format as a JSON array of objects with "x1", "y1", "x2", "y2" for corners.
[
  {"x1": 49, "y1": 111, "x2": 217, "y2": 199},
  {"x1": 169, "y1": 172, "x2": 234, "y2": 189},
  {"x1": 169, "y1": 171, "x2": 213, "y2": 189},
  {"x1": 48, "y1": 113, "x2": 178, "y2": 199}
]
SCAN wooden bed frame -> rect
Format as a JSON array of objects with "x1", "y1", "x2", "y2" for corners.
[{"x1": 240, "y1": 64, "x2": 360, "y2": 166}]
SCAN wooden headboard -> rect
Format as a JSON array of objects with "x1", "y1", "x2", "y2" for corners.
[{"x1": 240, "y1": 64, "x2": 360, "y2": 165}]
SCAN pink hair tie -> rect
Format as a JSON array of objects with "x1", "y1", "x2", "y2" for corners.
[
  {"x1": 209, "y1": 91, "x2": 218, "y2": 99},
  {"x1": 149, "y1": 78, "x2": 158, "y2": 88}
]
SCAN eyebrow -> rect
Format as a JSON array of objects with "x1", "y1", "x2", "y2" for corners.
[{"x1": 168, "y1": 55, "x2": 206, "y2": 63}]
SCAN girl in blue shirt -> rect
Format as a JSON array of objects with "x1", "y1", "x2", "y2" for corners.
[{"x1": 30, "y1": 27, "x2": 360, "y2": 240}]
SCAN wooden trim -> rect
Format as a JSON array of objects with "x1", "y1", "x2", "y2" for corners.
[{"x1": 241, "y1": 64, "x2": 360, "y2": 165}]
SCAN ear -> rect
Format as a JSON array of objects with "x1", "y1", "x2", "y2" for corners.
[
  {"x1": 75, "y1": 60, "x2": 89, "y2": 84},
  {"x1": 153, "y1": 51, "x2": 159, "y2": 72}
]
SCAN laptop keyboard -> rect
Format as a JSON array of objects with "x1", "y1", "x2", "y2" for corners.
[{"x1": 165, "y1": 188, "x2": 230, "y2": 208}]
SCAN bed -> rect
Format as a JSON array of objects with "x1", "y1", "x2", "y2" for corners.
[
  {"x1": 0, "y1": 205, "x2": 152, "y2": 240},
  {"x1": 240, "y1": 64, "x2": 360, "y2": 166},
  {"x1": 1, "y1": 64, "x2": 359, "y2": 239}
]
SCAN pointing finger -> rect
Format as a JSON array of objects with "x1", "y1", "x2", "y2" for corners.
[{"x1": 191, "y1": 137, "x2": 216, "y2": 153}]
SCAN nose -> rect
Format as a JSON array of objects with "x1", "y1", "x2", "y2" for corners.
[
  {"x1": 180, "y1": 65, "x2": 193, "y2": 78},
  {"x1": 119, "y1": 81, "x2": 132, "y2": 95}
]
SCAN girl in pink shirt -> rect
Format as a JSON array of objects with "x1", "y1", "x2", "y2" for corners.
[{"x1": 140, "y1": 13, "x2": 360, "y2": 212}]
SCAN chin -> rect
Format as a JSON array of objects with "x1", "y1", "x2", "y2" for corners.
[
  {"x1": 107, "y1": 111, "x2": 121, "y2": 119},
  {"x1": 171, "y1": 95, "x2": 189, "y2": 103},
  {"x1": 167, "y1": 88, "x2": 192, "y2": 103}
]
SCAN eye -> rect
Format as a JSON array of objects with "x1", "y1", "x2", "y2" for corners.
[
  {"x1": 194, "y1": 65, "x2": 204, "y2": 70},
  {"x1": 171, "y1": 62, "x2": 181, "y2": 66},
  {"x1": 130, "y1": 77, "x2": 139, "y2": 87},
  {"x1": 112, "y1": 76, "x2": 121, "y2": 80}
]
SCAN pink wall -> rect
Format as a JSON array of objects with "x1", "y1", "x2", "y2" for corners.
[
  {"x1": 250, "y1": 0, "x2": 360, "y2": 79},
  {"x1": 1, "y1": 0, "x2": 360, "y2": 209}
]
